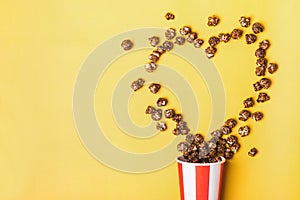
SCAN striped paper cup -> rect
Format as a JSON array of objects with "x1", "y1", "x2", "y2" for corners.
[{"x1": 176, "y1": 157, "x2": 226, "y2": 200}]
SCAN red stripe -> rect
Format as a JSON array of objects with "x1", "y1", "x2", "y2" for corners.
[
  {"x1": 177, "y1": 163, "x2": 185, "y2": 200},
  {"x1": 217, "y1": 163, "x2": 224, "y2": 200},
  {"x1": 196, "y1": 165, "x2": 210, "y2": 200}
]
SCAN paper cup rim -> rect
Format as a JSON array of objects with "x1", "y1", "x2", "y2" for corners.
[{"x1": 176, "y1": 156, "x2": 226, "y2": 166}]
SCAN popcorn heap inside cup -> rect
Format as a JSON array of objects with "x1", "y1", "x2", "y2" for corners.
[{"x1": 124, "y1": 13, "x2": 278, "y2": 163}]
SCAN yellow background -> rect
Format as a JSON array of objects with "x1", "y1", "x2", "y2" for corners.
[{"x1": 1, "y1": 0, "x2": 300, "y2": 199}]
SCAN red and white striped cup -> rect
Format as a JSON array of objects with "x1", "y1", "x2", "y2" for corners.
[{"x1": 176, "y1": 157, "x2": 226, "y2": 200}]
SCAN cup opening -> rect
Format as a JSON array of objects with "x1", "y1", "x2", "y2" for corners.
[{"x1": 176, "y1": 156, "x2": 226, "y2": 166}]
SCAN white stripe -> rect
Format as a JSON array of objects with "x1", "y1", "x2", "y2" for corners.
[
  {"x1": 182, "y1": 162, "x2": 196, "y2": 200},
  {"x1": 208, "y1": 164, "x2": 221, "y2": 200}
]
